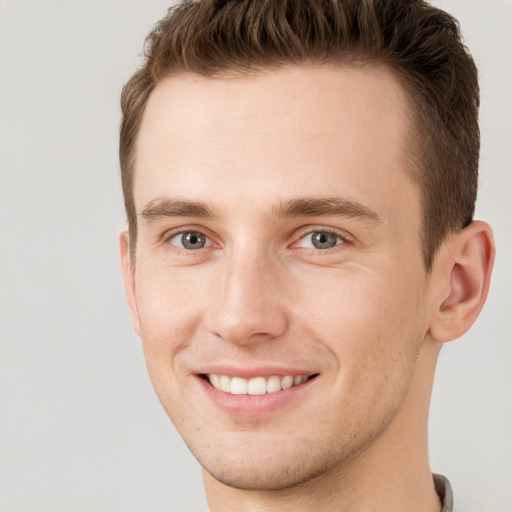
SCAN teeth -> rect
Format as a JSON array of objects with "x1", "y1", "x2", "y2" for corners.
[
  {"x1": 219, "y1": 375, "x2": 231, "y2": 393},
  {"x1": 266, "y1": 375, "x2": 281, "y2": 394},
  {"x1": 230, "y1": 377, "x2": 248, "y2": 395},
  {"x1": 280, "y1": 375, "x2": 293, "y2": 390},
  {"x1": 248, "y1": 377, "x2": 267, "y2": 395},
  {"x1": 294, "y1": 375, "x2": 307, "y2": 385},
  {"x1": 210, "y1": 374, "x2": 221, "y2": 389},
  {"x1": 207, "y1": 373, "x2": 311, "y2": 395}
]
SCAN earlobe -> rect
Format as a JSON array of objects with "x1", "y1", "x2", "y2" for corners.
[
  {"x1": 119, "y1": 231, "x2": 142, "y2": 336},
  {"x1": 429, "y1": 221, "x2": 495, "y2": 343}
]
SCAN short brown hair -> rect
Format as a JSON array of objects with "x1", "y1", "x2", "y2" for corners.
[{"x1": 120, "y1": 0, "x2": 479, "y2": 270}]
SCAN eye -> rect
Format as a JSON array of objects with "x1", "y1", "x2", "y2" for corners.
[
  {"x1": 168, "y1": 231, "x2": 210, "y2": 250},
  {"x1": 297, "y1": 231, "x2": 345, "y2": 250}
]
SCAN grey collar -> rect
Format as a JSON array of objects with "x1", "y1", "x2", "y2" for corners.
[{"x1": 434, "y1": 474, "x2": 454, "y2": 512}]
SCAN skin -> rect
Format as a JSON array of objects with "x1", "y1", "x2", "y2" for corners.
[{"x1": 120, "y1": 65, "x2": 494, "y2": 511}]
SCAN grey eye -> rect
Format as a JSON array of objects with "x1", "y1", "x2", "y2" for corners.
[
  {"x1": 170, "y1": 231, "x2": 208, "y2": 249},
  {"x1": 298, "y1": 231, "x2": 343, "y2": 249},
  {"x1": 311, "y1": 231, "x2": 339, "y2": 249}
]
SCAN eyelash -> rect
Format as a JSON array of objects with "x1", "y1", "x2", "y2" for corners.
[
  {"x1": 162, "y1": 227, "x2": 215, "y2": 252},
  {"x1": 162, "y1": 227, "x2": 353, "y2": 253},
  {"x1": 292, "y1": 229, "x2": 351, "y2": 251}
]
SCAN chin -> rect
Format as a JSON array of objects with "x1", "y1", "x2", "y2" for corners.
[
  {"x1": 202, "y1": 454, "x2": 338, "y2": 491},
  {"x1": 190, "y1": 428, "x2": 373, "y2": 492}
]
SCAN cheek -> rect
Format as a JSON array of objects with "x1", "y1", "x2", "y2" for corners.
[
  {"x1": 294, "y1": 265, "x2": 427, "y2": 378},
  {"x1": 134, "y1": 264, "x2": 208, "y2": 360},
  {"x1": 299, "y1": 269, "x2": 427, "y2": 438},
  {"x1": 133, "y1": 265, "x2": 211, "y2": 421}
]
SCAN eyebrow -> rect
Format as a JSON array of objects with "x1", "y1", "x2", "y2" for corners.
[
  {"x1": 140, "y1": 196, "x2": 380, "y2": 224},
  {"x1": 140, "y1": 197, "x2": 215, "y2": 223},
  {"x1": 273, "y1": 197, "x2": 380, "y2": 222}
]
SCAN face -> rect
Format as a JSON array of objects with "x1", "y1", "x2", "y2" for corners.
[{"x1": 122, "y1": 65, "x2": 434, "y2": 490}]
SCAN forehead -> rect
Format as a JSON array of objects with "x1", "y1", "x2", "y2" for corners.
[{"x1": 134, "y1": 64, "x2": 419, "y2": 225}]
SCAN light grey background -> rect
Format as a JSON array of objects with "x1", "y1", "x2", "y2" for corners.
[{"x1": 0, "y1": 1, "x2": 510, "y2": 511}]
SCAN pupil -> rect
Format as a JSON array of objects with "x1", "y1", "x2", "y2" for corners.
[
  {"x1": 182, "y1": 232, "x2": 205, "y2": 249},
  {"x1": 312, "y1": 231, "x2": 337, "y2": 249}
]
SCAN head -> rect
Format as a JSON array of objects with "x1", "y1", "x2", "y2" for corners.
[
  {"x1": 119, "y1": 0, "x2": 494, "y2": 499},
  {"x1": 121, "y1": 0, "x2": 480, "y2": 271}
]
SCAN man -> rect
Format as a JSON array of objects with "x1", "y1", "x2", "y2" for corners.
[{"x1": 119, "y1": 1, "x2": 495, "y2": 510}]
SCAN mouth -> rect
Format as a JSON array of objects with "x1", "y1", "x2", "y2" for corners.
[{"x1": 202, "y1": 373, "x2": 317, "y2": 395}]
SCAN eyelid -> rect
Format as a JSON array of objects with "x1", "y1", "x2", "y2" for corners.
[
  {"x1": 291, "y1": 226, "x2": 354, "y2": 249},
  {"x1": 169, "y1": 231, "x2": 211, "y2": 249},
  {"x1": 159, "y1": 224, "x2": 353, "y2": 253},
  {"x1": 161, "y1": 225, "x2": 218, "y2": 248}
]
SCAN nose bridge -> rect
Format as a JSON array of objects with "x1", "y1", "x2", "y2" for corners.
[{"x1": 208, "y1": 243, "x2": 288, "y2": 344}]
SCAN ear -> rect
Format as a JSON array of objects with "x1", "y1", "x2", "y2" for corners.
[
  {"x1": 119, "y1": 231, "x2": 142, "y2": 336},
  {"x1": 429, "y1": 221, "x2": 495, "y2": 343}
]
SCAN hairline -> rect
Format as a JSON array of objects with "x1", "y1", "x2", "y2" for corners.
[{"x1": 127, "y1": 61, "x2": 437, "y2": 270}]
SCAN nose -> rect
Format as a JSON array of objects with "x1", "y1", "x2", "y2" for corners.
[{"x1": 205, "y1": 249, "x2": 289, "y2": 345}]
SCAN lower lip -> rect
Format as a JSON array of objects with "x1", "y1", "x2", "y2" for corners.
[{"x1": 196, "y1": 376, "x2": 317, "y2": 416}]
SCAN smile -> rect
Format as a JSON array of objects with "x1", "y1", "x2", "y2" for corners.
[{"x1": 207, "y1": 374, "x2": 312, "y2": 395}]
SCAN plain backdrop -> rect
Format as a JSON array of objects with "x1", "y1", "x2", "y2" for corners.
[{"x1": 0, "y1": 1, "x2": 511, "y2": 511}]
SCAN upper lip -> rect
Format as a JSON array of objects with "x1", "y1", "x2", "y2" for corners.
[{"x1": 196, "y1": 365, "x2": 317, "y2": 379}]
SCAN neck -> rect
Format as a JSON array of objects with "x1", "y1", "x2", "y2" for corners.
[{"x1": 203, "y1": 339, "x2": 442, "y2": 512}]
